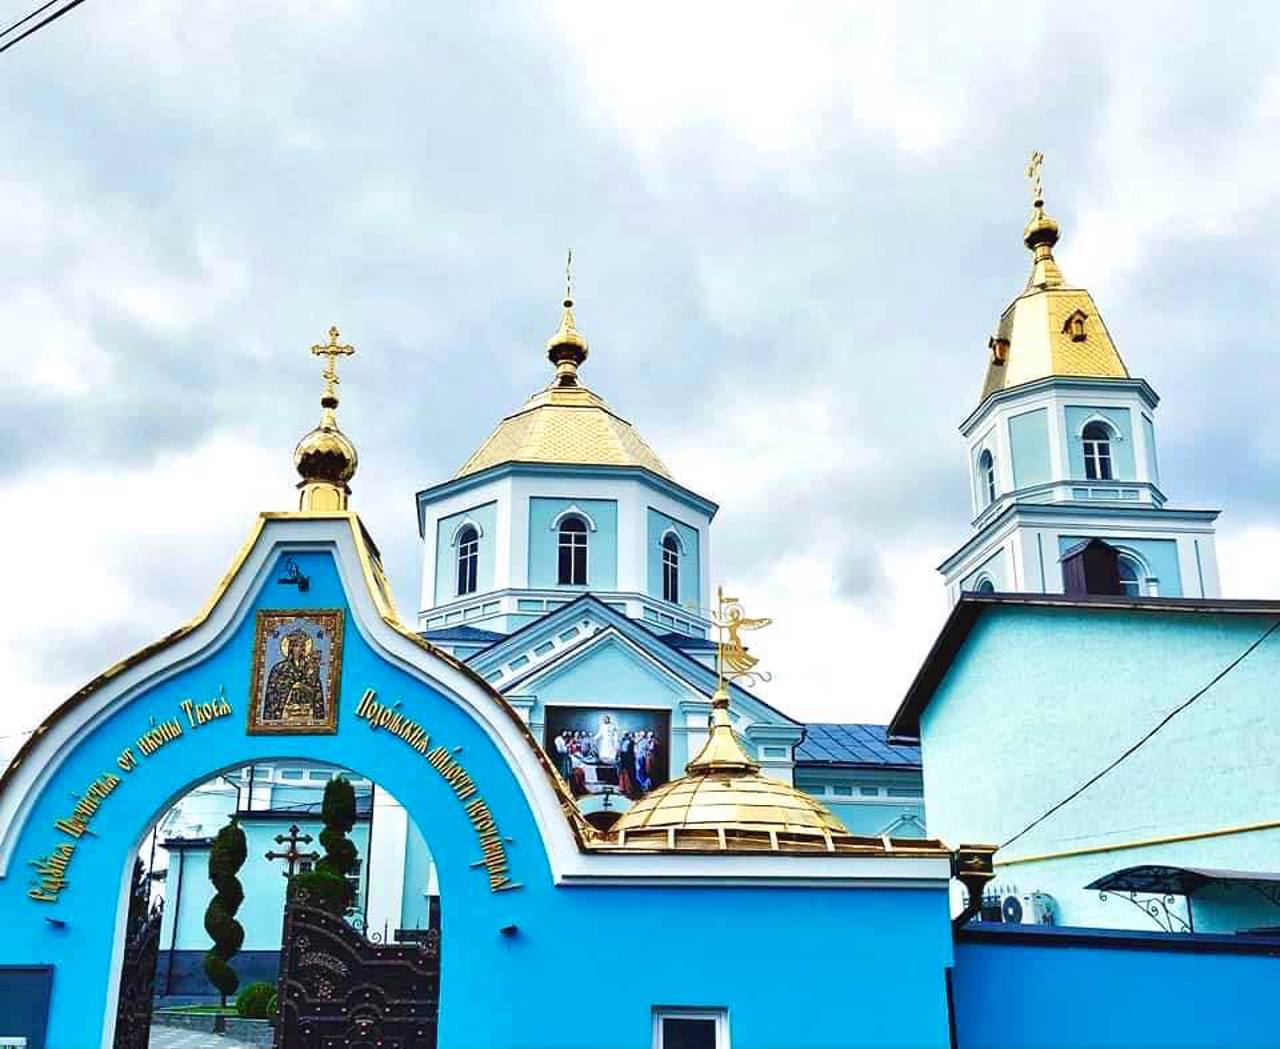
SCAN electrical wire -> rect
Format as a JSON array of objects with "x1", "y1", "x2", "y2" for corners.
[
  {"x1": 0, "y1": 0, "x2": 61, "y2": 40},
  {"x1": 999, "y1": 617, "x2": 1280, "y2": 853},
  {"x1": 0, "y1": 0, "x2": 89, "y2": 56}
]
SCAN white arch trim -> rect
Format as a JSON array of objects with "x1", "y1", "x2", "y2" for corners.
[
  {"x1": 0, "y1": 513, "x2": 949, "y2": 889},
  {"x1": 448, "y1": 516, "x2": 484, "y2": 547},
  {"x1": 659, "y1": 526, "x2": 687, "y2": 554},
  {"x1": 1074, "y1": 412, "x2": 1125, "y2": 440},
  {"x1": 549, "y1": 504, "x2": 598, "y2": 532}
]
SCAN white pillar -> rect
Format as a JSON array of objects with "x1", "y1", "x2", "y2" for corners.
[{"x1": 364, "y1": 785, "x2": 407, "y2": 941}]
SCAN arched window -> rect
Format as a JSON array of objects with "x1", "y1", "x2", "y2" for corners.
[
  {"x1": 978, "y1": 449, "x2": 997, "y2": 506},
  {"x1": 1082, "y1": 421, "x2": 1114, "y2": 481},
  {"x1": 455, "y1": 525, "x2": 479, "y2": 596},
  {"x1": 558, "y1": 517, "x2": 588, "y2": 586},
  {"x1": 975, "y1": 577, "x2": 996, "y2": 594},
  {"x1": 1117, "y1": 555, "x2": 1143, "y2": 597},
  {"x1": 662, "y1": 533, "x2": 680, "y2": 603}
]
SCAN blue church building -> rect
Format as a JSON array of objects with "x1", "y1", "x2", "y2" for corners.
[{"x1": 1, "y1": 163, "x2": 1278, "y2": 1049}]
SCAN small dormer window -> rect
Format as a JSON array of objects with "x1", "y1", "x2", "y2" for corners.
[
  {"x1": 557, "y1": 516, "x2": 588, "y2": 586},
  {"x1": 661, "y1": 533, "x2": 680, "y2": 603},
  {"x1": 1082, "y1": 421, "x2": 1114, "y2": 481},
  {"x1": 456, "y1": 525, "x2": 479, "y2": 596},
  {"x1": 978, "y1": 449, "x2": 997, "y2": 506},
  {"x1": 1063, "y1": 309, "x2": 1088, "y2": 342}
]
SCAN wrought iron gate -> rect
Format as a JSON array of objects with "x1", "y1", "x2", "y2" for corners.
[
  {"x1": 275, "y1": 888, "x2": 440, "y2": 1049},
  {"x1": 111, "y1": 905, "x2": 163, "y2": 1049}
]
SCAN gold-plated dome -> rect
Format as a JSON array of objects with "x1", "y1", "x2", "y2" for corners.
[
  {"x1": 611, "y1": 687, "x2": 862, "y2": 853},
  {"x1": 455, "y1": 295, "x2": 672, "y2": 480},
  {"x1": 295, "y1": 326, "x2": 359, "y2": 512},
  {"x1": 978, "y1": 154, "x2": 1129, "y2": 404}
]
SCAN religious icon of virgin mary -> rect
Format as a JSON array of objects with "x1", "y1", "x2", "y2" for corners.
[{"x1": 248, "y1": 609, "x2": 344, "y2": 734}]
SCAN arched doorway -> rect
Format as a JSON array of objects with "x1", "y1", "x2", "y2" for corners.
[{"x1": 119, "y1": 759, "x2": 443, "y2": 1047}]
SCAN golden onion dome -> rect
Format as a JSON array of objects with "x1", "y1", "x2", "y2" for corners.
[
  {"x1": 1022, "y1": 199, "x2": 1060, "y2": 252},
  {"x1": 455, "y1": 296, "x2": 672, "y2": 480},
  {"x1": 295, "y1": 409, "x2": 359, "y2": 485},
  {"x1": 610, "y1": 687, "x2": 865, "y2": 853}
]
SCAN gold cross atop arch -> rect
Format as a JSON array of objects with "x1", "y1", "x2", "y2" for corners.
[{"x1": 311, "y1": 326, "x2": 355, "y2": 404}]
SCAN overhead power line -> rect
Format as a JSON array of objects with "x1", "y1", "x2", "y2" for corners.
[
  {"x1": 0, "y1": 0, "x2": 89, "y2": 56},
  {"x1": 999, "y1": 617, "x2": 1280, "y2": 853}
]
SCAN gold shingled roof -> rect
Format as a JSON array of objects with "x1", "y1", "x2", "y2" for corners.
[
  {"x1": 604, "y1": 685, "x2": 950, "y2": 855},
  {"x1": 456, "y1": 299, "x2": 673, "y2": 480},
  {"x1": 980, "y1": 183, "x2": 1129, "y2": 403}
]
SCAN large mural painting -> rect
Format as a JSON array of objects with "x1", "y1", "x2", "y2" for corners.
[{"x1": 543, "y1": 705, "x2": 670, "y2": 801}]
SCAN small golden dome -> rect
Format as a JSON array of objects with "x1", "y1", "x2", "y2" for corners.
[
  {"x1": 1022, "y1": 200, "x2": 1060, "y2": 252},
  {"x1": 295, "y1": 409, "x2": 358, "y2": 485},
  {"x1": 545, "y1": 298, "x2": 589, "y2": 387},
  {"x1": 611, "y1": 687, "x2": 859, "y2": 853}
]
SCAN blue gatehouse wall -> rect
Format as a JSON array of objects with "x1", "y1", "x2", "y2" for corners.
[
  {"x1": 951, "y1": 924, "x2": 1280, "y2": 1049},
  {"x1": 0, "y1": 517, "x2": 958, "y2": 1049}
]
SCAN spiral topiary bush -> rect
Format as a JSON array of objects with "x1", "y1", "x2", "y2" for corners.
[
  {"x1": 292, "y1": 776, "x2": 358, "y2": 915},
  {"x1": 203, "y1": 818, "x2": 247, "y2": 1006}
]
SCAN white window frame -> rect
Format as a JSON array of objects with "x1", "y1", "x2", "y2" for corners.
[
  {"x1": 661, "y1": 532, "x2": 680, "y2": 603},
  {"x1": 557, "y1": 516, "x2": 589, "y2": 586},
  {"x1": 653, "y1": 1008, "x2": 729, "y2": 1049},
  {"x1": 1081, "y1": 420, "x2": 1115, "y2": 481},
  {"x1": 978, "y1": 448, "x2": 997, "y2": 506},
  {"x1": 456, "y1": 525, "x2": 480, "y2": 596}
]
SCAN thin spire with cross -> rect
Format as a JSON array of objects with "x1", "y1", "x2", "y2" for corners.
[
  {"x1": 264, "y1": 823, "x2": 321, "y2": 879},
  {"x1": 1026, "y1": 150, "x2": 1045, "y2": 206},
  {"x1": 565, "y1": 248, "x2": 574, "y2": 304},
  {"x1": 311, "y1": 326, "x2": 355, "y2": 408}
]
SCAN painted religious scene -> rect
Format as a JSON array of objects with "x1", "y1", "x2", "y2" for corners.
[{"x1": 544, "y1": 706, "x2": 671, "y2": 801}]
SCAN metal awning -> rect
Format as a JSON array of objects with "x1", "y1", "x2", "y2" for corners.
[{"x1": 1087, "y1": 865, "x2": 1280, "y2": 900}]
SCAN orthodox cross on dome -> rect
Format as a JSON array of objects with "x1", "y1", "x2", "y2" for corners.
[
  {"x1": 311, "y1": 325, "x2": 355, "y2": 408},
  {"x1": 265, "y1": 823, "x2": 320, "y2": 879},
  {"x1": 1026, "y1": 150, "x2": 1045, "y2": 206},
  {"x1": 565, "y1": 247, "x2": 574, "y2": 303}
]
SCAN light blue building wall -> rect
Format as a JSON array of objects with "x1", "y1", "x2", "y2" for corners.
[
  {"x1": 1008, "y1": 407, "x2": 1051, "y2": 489},
  {"x1": 400, "y1": 820, "x2": 433, "y2": 932},
  {"x1": 645, "y1": 507, "x2": 701, "y2": 608},
  {"x1": 1064, "y1": 405, "x2": 1135, "y2": 479},
  {"x1": 961, "y1": 549, "x2": 1006, "y2": 593},
  {"x1": 1142, "y1": 413, "x2": 1159, "y2": 484},
  {"x1": 896, "y1": 599, "x2": 1280, "y2": 933},
  {"x1": 527, "y1": 496, "x2": 618, "y2": 589},
  {"x1": 434, "y1": 501, "x2": 497, "y2": 605}
]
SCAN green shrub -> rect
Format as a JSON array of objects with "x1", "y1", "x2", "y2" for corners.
[
  {"x1": 235, "y1": 981, "x2": 277, "y2": 1019},
  {"x1": 203, "y1": 819, "x2": 247, "y2": 1006}
]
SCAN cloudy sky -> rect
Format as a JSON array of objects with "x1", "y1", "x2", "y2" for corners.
[{"x1": 3, "y1": 1, "x2": 1280, "y2": 761}]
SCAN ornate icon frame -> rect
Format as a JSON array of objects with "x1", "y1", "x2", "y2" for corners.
[{"x1": 247, "y1": 608, "x2": 345, "y2": 735}]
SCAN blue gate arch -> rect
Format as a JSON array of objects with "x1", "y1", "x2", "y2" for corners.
[{"x1": 0, "y1": 512, "x2": 959, "y2": 1049}]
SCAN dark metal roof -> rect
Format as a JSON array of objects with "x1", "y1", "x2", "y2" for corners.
[
  {"x1": 1087, "y1": 865, "x2": 1280, "y2": 897},
  {"x1": 889, "y1": 593, "x2": 1280, "y2": 742},
  {"x1": 421, "y1": 624, "x2": 507, "y2": 644},
  {"x1": 795, "y1": 723, "x2": 921, "y2": 768},
  {"x1": 655, "y1": 632, "x2": 718, "y2": 652}
]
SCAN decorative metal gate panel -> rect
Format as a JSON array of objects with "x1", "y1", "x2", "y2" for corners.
[
  {"x1": 275, "y1": 889, "x2": 439, "y2": 1049},
  {"x1": 111, "y1": 906, "x2": 163, "y2": 1049}
]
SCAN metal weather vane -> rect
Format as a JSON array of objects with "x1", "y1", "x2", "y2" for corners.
[{"x1": 711, "y1": 585, "x2": 773, "y2": 689}]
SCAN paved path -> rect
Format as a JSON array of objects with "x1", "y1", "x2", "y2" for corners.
[{"x1": 149, "y1": 1025, "x2": 257, "y2": 1049}]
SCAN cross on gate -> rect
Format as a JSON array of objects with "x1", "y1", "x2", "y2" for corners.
[{"x1": 265, "y1": 823, "x2": 321, "y2": 879}]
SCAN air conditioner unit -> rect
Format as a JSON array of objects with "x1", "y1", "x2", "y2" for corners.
[{"x1": 1001, "y1": 891, "x2": 1056, "y2": 926}]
